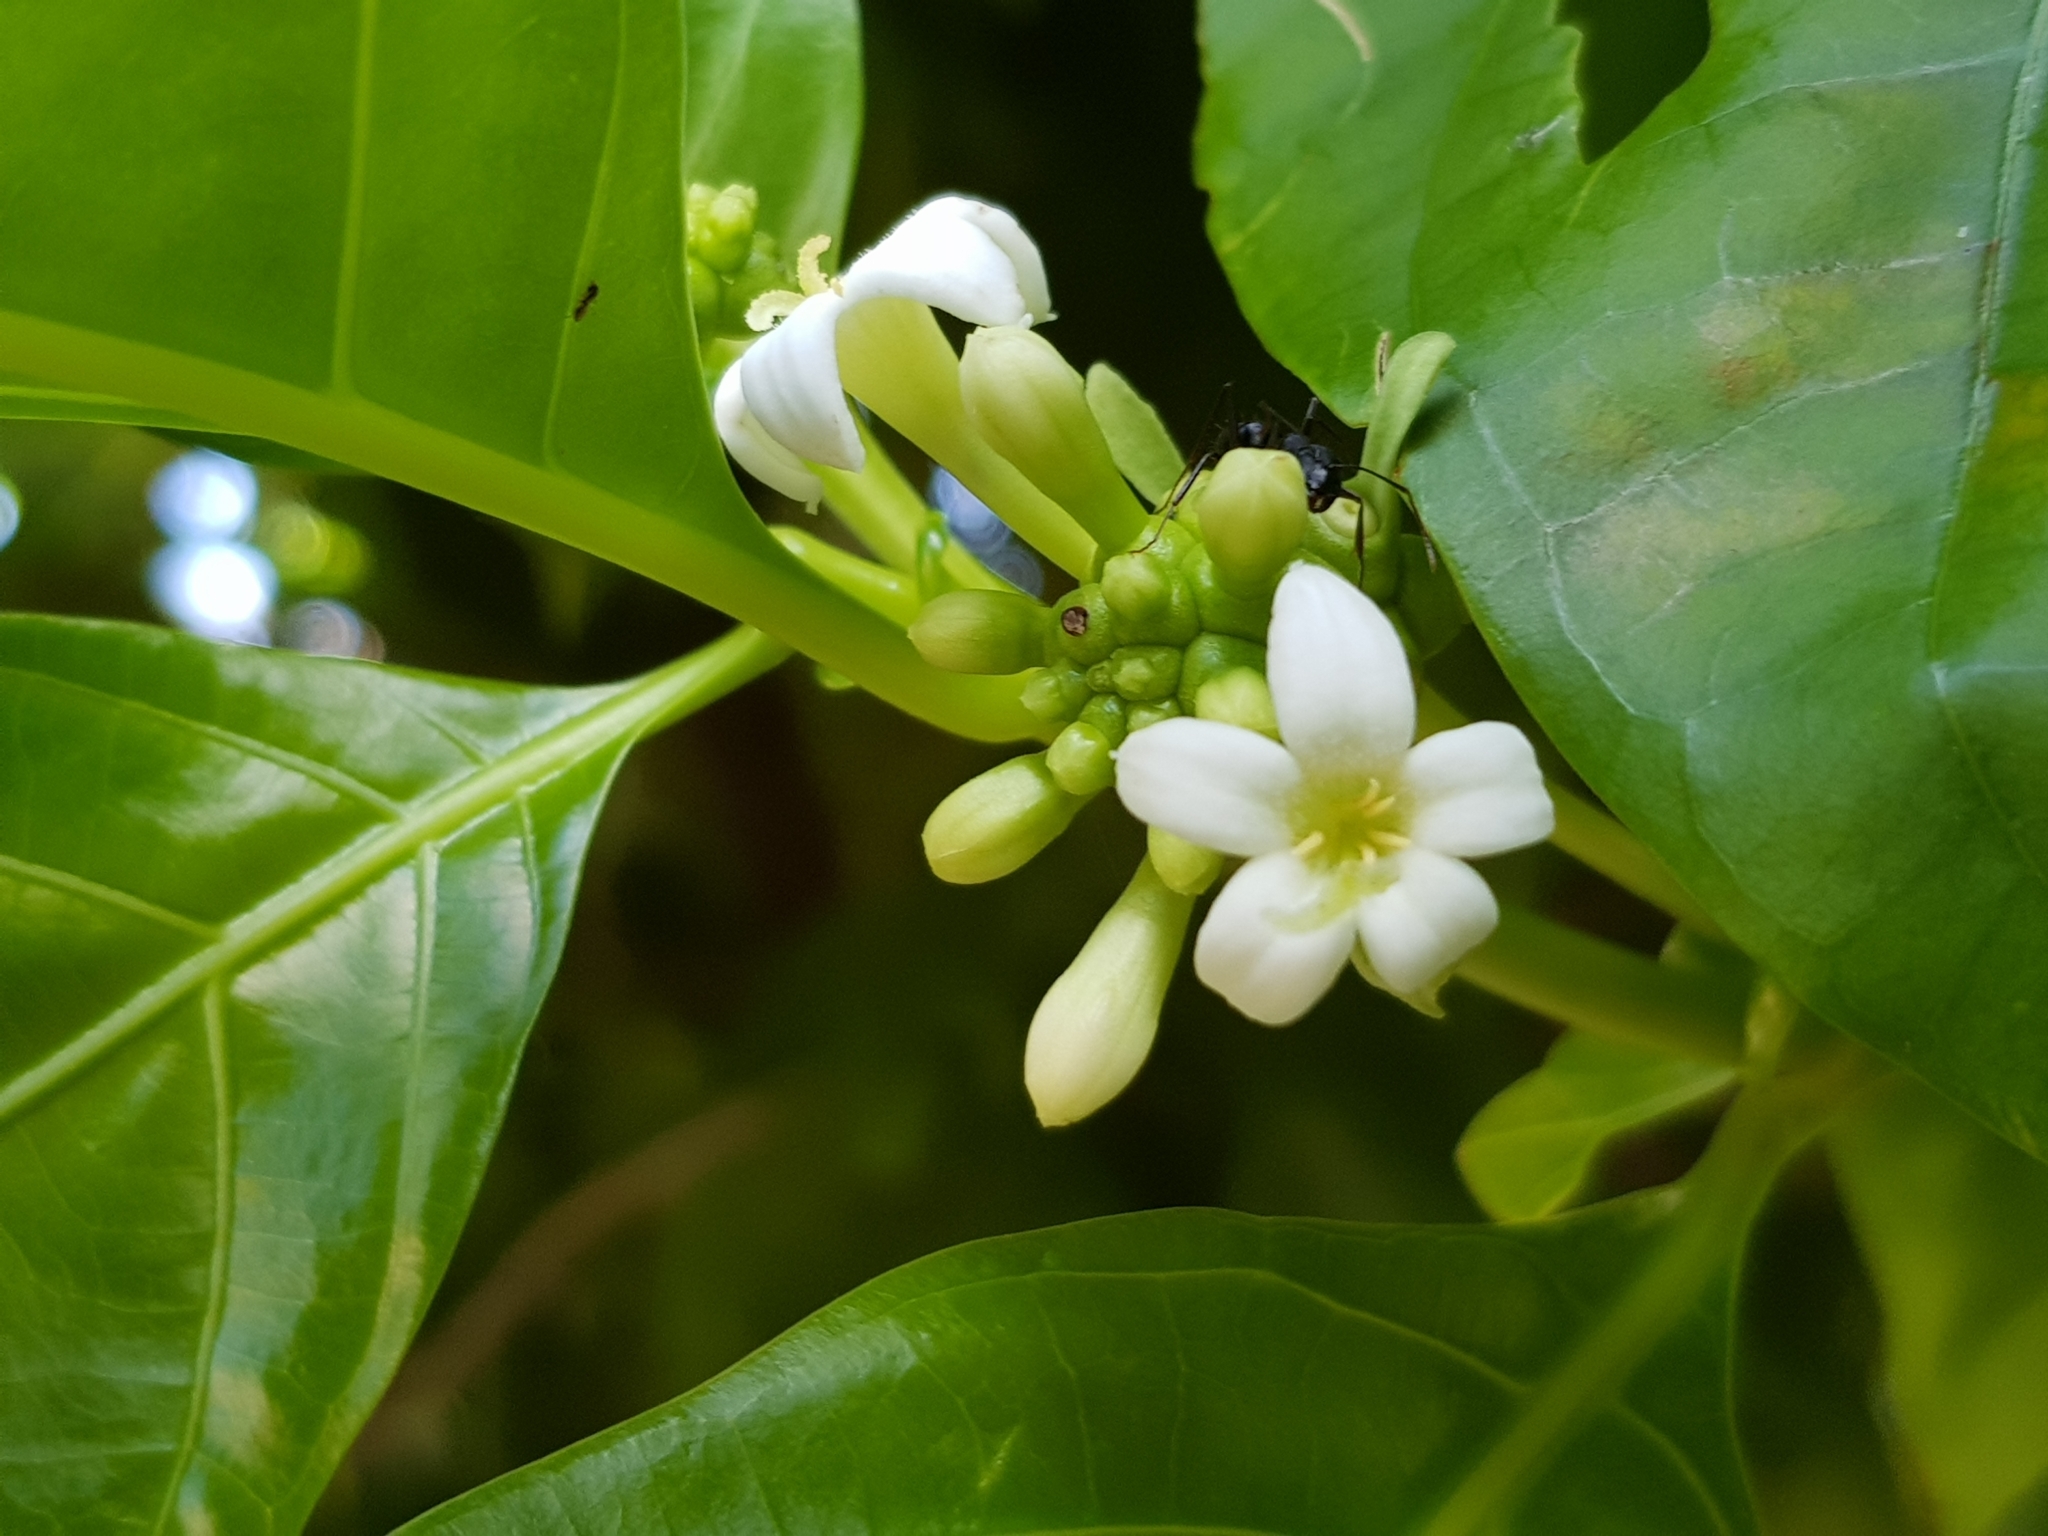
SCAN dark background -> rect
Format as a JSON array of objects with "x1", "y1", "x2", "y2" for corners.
[{"x1": 0, "y1": 1, "x2": 1929, "y2": 1530}]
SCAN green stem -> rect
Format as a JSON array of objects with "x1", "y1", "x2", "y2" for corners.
[
  {"x1": 770, "y1": 527, "x2": 921, "y2": 627},
  {"x1": 1549, "y1": 785, "x2": 1724, "y2": 937},
  {"x1": 1418, "y1": 1003, "x2": 1881, "y2": 1536},
  {"x1": 816, "y1": 418, "x2": 1006, "y2": 592},
  {"x1": 1456, "y1": 906, "x2": 1747, "y2": 1066},
  {"x1": 0, "y1": 308, "x2": 1037, "y2": 743},
  {"x1": 1417, "y1": 685, "x2": 1720, "y2": 935}
]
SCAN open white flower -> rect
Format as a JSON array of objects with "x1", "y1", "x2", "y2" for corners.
[
  {"x1": 721, "y1": 196, "x2": 1052, "y2": 477},
  {"x1": 1116, "y1": 563, "x2": 1553, "y2": 1024}
]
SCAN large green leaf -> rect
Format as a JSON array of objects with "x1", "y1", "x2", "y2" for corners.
[
  {"x1": 1832, "y1": 1077, "x2": 2048, "y2": 1536},
  {"x1": 1197, "y1": 0, "x2": 2048, "y2": 1151},
  {"x1": 396, "y1": 1204, "x2": 1756, "y2": 1534},
  {"x1": 0, "y1": 616, "x2": 782, "y2": 1533},
  {"x1": 0, "y1": 0, "x2": 1026, "y2": 740}
]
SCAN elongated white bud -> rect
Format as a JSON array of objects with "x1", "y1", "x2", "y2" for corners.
[
  {"x1": 1025, "y1": 858, "x2": 1193, "y2": 1126},
  {"x1": 922, "y1": 753, "x2": 1089, "y2": 884},
  {"x1": 961, "y1": 326, "x2": 1147, "y2": 553},
  {"x1": 1198, "y1": 449, "x2": 1308, "y2": 596}
]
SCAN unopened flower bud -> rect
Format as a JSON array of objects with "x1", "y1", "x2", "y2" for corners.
[
  {"x1": 1050, "y1": 583, "x2": 1118, "y2": 664},
  {"x1": 1047, "y1": 721, "x2": 1116, "y2": 796},
  {"x1": 961, "y1": 326, "x2": 1147, "y2": 553},
  {"x1": 1198, "y1": 449, "x2": 1310, "y2": 596},
  {"x1": 1021, "y1": 663, "x2": 1091, "y2": 724},
  {"x1": 1194, "y1": 667, "x2": 1279, "y2": 737},
  {"x1": 1182, "y1": 548, "x2": 1275, "y2": 640},
  {"x1": 1148, "y1": 827, "x2": 1224, "y2": 896},
  {"x1": 1125, "y1": 698, "x2": 1180, "y2": 733},
  {"x1": 909, "y1": 589, "x2": 1048, "y2": 674},
  {"x1": 923, "y1": 753, "x2": 1090, "y2": 884},
  {"x1": 1025, "y1": 858, "x2": 1194, "y2": 1126},
  {"x1": 687, "y1": 183, "x2": 759, "y2": 276},
  {"x1": 1077, "y1": 691, "x2": 1127, "y2": 745},
  {"x1": 1100, "y1": 551, "x2": 1198, "y2": 645},
  {"x1": 1107, "y1": 644, "x2": 1181, "y2": 702},
  {"x1": 1177, "y1": 632, "x2": 1266, "y2": 715}
]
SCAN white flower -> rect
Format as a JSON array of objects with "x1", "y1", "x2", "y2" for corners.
[
  {"x1": 1116, "y1": 563, "x2": 1554, "y2": 1024},
  {"x1": 720, "y1": 196, "x2": 1051, "y2": 479}
]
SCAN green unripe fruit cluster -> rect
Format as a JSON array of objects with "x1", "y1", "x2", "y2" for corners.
[{"x1": 685, "y1": 182, "x2": 789, "y2": 340}]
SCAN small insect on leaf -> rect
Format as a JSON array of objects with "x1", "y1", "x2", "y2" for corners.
[{"x1": 573, "y1": 282, "x2": 600, "y2": 321}]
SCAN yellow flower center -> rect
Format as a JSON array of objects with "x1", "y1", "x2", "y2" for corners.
[{"x1": 1289, "y1": 775, "x2": 1410, "y2": 874}]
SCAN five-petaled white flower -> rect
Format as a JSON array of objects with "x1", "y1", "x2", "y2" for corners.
[
  {"x1": 1116, "y1": 563, "x2": 1554, "y2": 1024},
  {"x1": 713, "y1": 195, "x2": 1052, "y2": 506}
]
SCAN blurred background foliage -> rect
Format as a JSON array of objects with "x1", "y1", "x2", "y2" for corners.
[{"x1": 0, "y1": 0, "x2": 1933, "y2": 1530}]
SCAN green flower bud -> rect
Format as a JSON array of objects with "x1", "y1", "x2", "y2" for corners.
[
  {"x1": 686, "y1": 182, "x2": 758, "y2": 275},
  {"x1": 1050, "y1": 583, "x2": 1118, "y2": 664},
  {"x1": 1100, "y1": 551, "x2": 1199, "y2": 645},
  {"x1": 1021, "y1": 663, "x2": 1091, "y2": 725},
  {"x1": 1125, "y1": 699, "x2": 1181, "y2": 733},
  {"x1": 687, "y1": 254, "x2": 723, "y2": 343},
  {"x1": 1108, "y1": 645, "x2": 1181, "y2": 702},
  {"x1": 720, "y1": 239, "x2": 786, "y2": 335},
  {"x1": 1183, "y1": 549, "x2": 1274, "y2": 641},
  {"x1": 1025, "y1": 857, "x2": 1194, "y2": 1126},
  {"x1": 1148, "y1": 827, "x2": 1224, "y2": 896},
  {"x1": 922, "y1": 753, "x2": 1089, "y2": 885},
  {"x1": 1193, "y1": 667, "x2": 1279, "y2": 738},
  {"x1": 1177, "y1": 632, "x2": 1266, "y2": 715},
  {"x1": 960, "y1": 326, "x2": 1148, "y2": 553},
  {"x1": 1077, "y1": 691, "x2": 1128, "y2": 745},
  {"x1": 1197, "y1": 448, "x2": 1310, "y2": 596},
  {"x1": 1046, "y1": 721, "x2": 1116, "y2": 796},
  {"x1": 909, "y1": 588, "x2": 1048, "y2": 674}
]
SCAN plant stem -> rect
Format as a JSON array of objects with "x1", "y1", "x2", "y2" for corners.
[
  {"x1": 0, "y1": 309, "x2": 1038, "y2": 743},
  {"x1": 1418, "y1": 991, "x2": 1884, "y2": 1536},
  {"x1": 1455, "y1": 906, "x2": 1747, "y2": 1065},
  {"x1": 816, "y1": 420, "x2": 1006, "y2": 592},
  {"x1": 1548, "y1": 784, "x2": 1724, "y2": 937}
]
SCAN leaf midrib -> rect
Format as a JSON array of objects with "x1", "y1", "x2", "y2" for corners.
[{"x1": 0, "y1": 638, "x2": 762, "y2": 1131}]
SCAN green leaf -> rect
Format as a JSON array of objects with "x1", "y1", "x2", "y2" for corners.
[
  {"x1": 0, "y1": 615, "x2": 783, "y2": 1533},
  {"x1": 1832, "y1": 1077, "x2": 2048, "y2": 1535},
  {"x1": 394, "y1": 1203, "x2": 1757, "y2": 1534},
  {"x1": 1197, "y1": 0, "x2": 2048, "y2": 1149},
  {"x1": 0, "y1": 0, "x2": 1028, "y2": 740},
  {"x1": 1460, "y1": 1032, "x2": 1736, "y2": 1221}
]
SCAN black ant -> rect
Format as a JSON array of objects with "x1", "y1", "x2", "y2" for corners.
[
  {"x1": 572, "y1": 282, "x2": 600, "y2": 321},
  {"x1": 1156, "y1": 389, "x2": 1418, "y2": 581}
]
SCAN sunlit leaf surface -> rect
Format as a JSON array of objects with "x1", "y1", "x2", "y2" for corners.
[
  {"x1": 397, "y1": 1204, "x2": 1755, "y2": 1534},
  {"x1": 0, "y1": 616, "x2": 779, "y2": 1533},
  {"x1": 1198, "y1": 0, "x2": 2048, "y2": 1151}
]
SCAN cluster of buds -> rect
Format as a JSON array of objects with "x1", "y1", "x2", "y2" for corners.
[{"x1": 711, "y1": 193, "x2": 1551, "y2": 1129}]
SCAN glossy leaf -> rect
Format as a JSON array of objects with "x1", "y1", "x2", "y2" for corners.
[
  {"x1": 0, "y1": 616, "x2": 783, "y2": 1533},
  {"x1": 1832, "y1": 1077, "x2": 2048, "y2": 1535},
  {"x1": 1460, "y1": 1031, "x2": 1735, "y2": 1221},
  {"x1": 0, "y1": 0, "x2": 1027, "y2": 740},
  {"x1": 397, "y1": 1203, "x2": 1756, "y2": 1534},
  {"x1": 1197, "y1": 0, "x2": 2048, "y2": 1151}
]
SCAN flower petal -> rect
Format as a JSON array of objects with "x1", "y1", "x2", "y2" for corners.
[
  {"x1": 1193, "y1": 851, "x2": 1355, "y2": 1025},
  {"x1": 842, "y1": 197, "x2": 1033, "y2": 327},
  {"x1": 1403, "y1": 721, "x2": 1555, "y2": 858},
  {"x1": 1355, "y1": 847, "x2": 1499, "y2": 1000},
  {"x1": 713, "y1": 363, "x2": 824, "y2": 507},
  {"x1": 943, "y1": 197, "x2": 1054, "y2": 322},
  {"x1": 1267, "y1": 562, "x2": 1415, "y2": 781},
  {"x1": 1115, "y1": 717, "x2": 1298, "y2": 858},
  {"x1": 738, "y1": 288, "x2": 864, "y2": 471}
]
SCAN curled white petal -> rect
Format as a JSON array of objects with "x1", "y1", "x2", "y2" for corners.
[
  {"x1": 1403, "y1": 721, "x2": 1554, "y2": 859},
  {"x1": 1267, "y1": 563, "x2": 1416, "y2": 782},
  {"x1": 941, "y1": 197, "x2": 1054, "y2": 322},
  {"x1": 1355, "y1": 847, "x2": 1499, "y2": 1000},
  {"x1": 841, "y1": 197, "x2": 1036, "y2": 327},
  {"x1": 1115, "y1": 717, "x2": 1298, "y2": 858},
  {"x1": 1193, "y1": 851, "x2": 1356, "y2": 1025},
  {"x1": 738, "y1": 288, "x2": 863, "y2": 471},
  {"x1": 714, "y1": 364, "x2": 824, "y2": 507}
]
